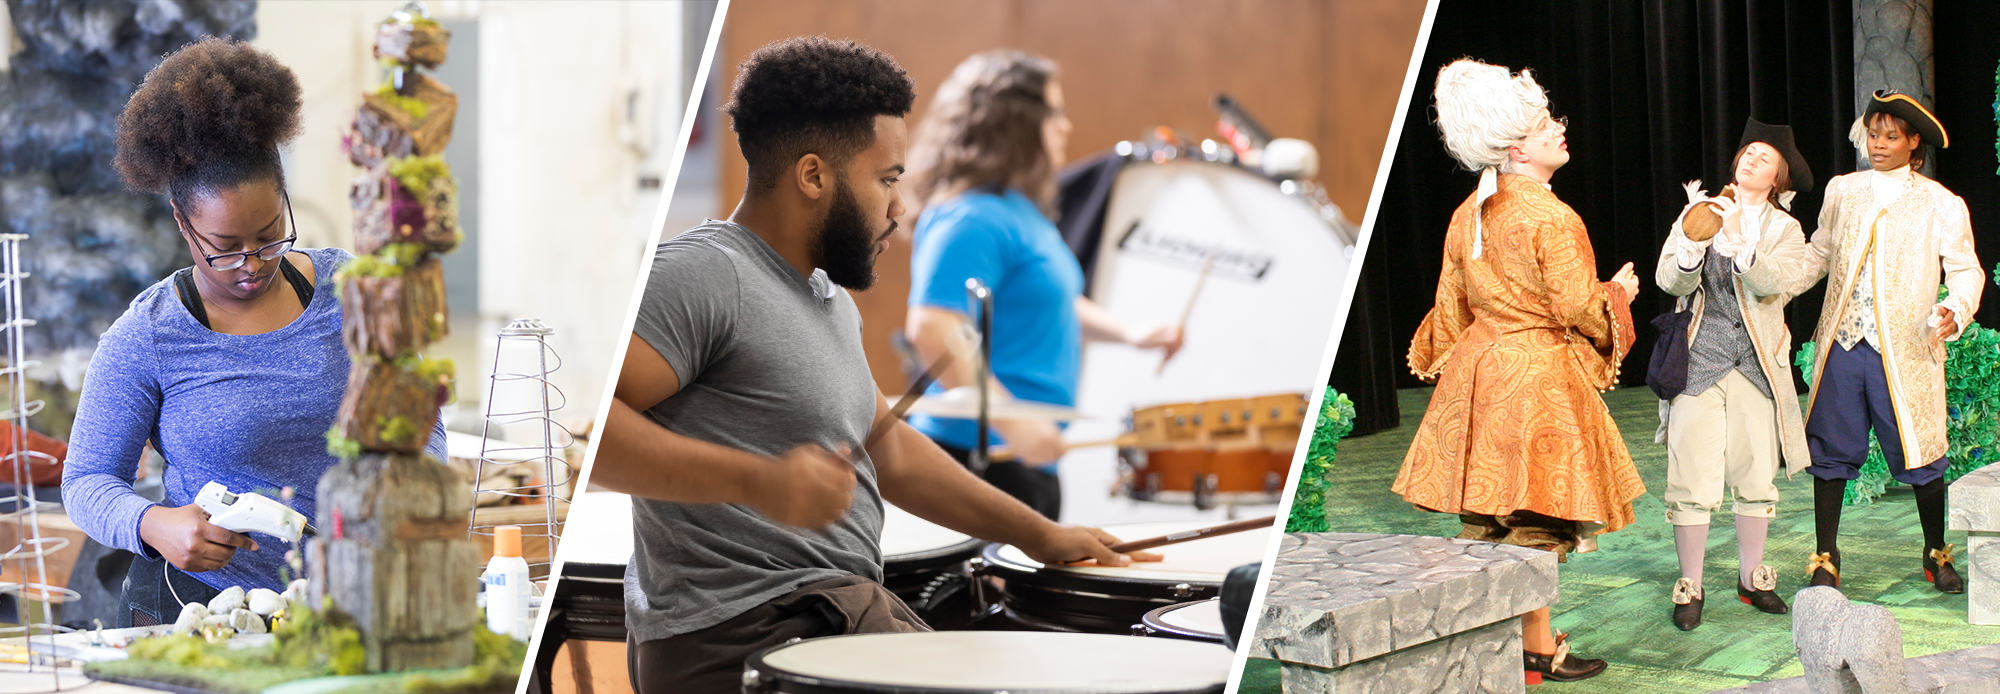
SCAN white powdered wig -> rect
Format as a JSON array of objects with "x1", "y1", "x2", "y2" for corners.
[
  {"x1": 1434, "y1": 59, "x2": 1548, "y2": 172},
  {"x1": 1432, "y1": 59, "x2": 1549, "y2": 258}
]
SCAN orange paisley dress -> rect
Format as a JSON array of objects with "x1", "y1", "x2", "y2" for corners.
[{"x1": 1390, "y1": 173, "x2": 1646, "y2": 536}]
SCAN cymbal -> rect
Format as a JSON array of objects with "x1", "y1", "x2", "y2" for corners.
[{"x1": 904, "y1": 386, "x2": 1092, "y2": 422}]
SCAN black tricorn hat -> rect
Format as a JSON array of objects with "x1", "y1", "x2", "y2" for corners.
[
  {"x1": 1737, "y1": 118, "x2": 1814, "y2": 194},
  {"x1": 1864, "y1": 90, "x2": 1949, "y2": 150}
]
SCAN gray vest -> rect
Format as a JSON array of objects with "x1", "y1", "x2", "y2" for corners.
[{"x1": 1684, "y1": 246, "x2": 1774, "y2": 399}]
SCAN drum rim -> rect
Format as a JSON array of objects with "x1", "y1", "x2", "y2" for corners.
[
  {"x1": 743, "y1": 633, "x2": 1229, "y2": 694},
  {"x1": 882, "y1": 537, "x2": 986, "y2": 571},
  {"x1": 1138, "y1": 600, "x2": 1226, "y2": 644},
  {"x1": 558, "y1": 559, "x2": 628, "y2": 581},
  {"x1": 978, "y1": 543, "x2": 1227, "y2": 590}
]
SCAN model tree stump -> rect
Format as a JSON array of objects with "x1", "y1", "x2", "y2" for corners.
[
  {"x1": 374, "y1": 20, "x2": 450, "y2": 69},
  {"x1": 351, "y1": 163, "x2": 460, "y2": 256},
  {"x1": 358, "y1": 74, "x2": 457, "y2": 157},
  {"x1": 318, "y1": 5, "x2": 476, "y2": 673},
  {"x1": 334, "y1": 359, "x2": 448, "y2": 454},
  {"x1": 340, "y1": 259, "x2": 447, "y2": 359},
  {"x1": 316, "y1": 452, "x2": 479, "y2": 672}
]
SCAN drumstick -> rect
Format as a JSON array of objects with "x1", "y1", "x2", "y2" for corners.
[
  {"x1": 1105, "y1": 515, "x2": 1275, "y2": 554},
  {"x1": 1157, "y1": 252, "x2": 1216, "y2": 375},
  {"x1": 986, "y1": 436, "x2": 1128, "y2": 462},
  {"x1": 860, "y1": 352, "x2": 954, "y2": 455}
]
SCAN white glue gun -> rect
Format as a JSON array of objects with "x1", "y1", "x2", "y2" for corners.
[{"x1": 194, "y1": 482, "x2": 313, "y2": 544}]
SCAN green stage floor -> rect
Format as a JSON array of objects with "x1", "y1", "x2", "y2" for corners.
[{"x1": 1240, "y1": 386, "x2": 2000, "y2": 693}]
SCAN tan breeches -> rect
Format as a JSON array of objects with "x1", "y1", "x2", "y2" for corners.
[{"x1": 1665, "y1": 370, "x2": 1781, "y2": 526}]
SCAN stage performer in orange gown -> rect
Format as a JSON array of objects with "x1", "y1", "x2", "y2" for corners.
[{"x1": 1390, "y1": 58, "x2": 1645, "y2": 684}]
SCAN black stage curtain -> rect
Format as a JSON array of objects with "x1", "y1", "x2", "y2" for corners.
[{"x1": 1364, "y1": 0, "x2": 1863, "y2": 392}]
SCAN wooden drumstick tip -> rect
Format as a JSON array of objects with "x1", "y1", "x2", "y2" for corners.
[{"x1": 1100, "y1": 514, "x2": 1276, "y2": 555}]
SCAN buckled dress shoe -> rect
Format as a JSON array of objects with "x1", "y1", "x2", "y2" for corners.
[
  {"x1": 1737, "y1": 565, "x2": 1787, "y2": 614},
  {"x1": 1670, "y1": 577, "x2": 1703, "y2": 631},
  {"x1": 1926, "y1": 545, "x2": 1965, "y2": 594},
  {"x1": 1524, "y1": 632, "x2": 1607, "y2": 683},
  {"x1": 1806, "y1": 551, "x2": 1840, "y2": 588}
]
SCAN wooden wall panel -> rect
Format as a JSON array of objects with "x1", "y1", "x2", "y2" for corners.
[{"x1": 712, "y1": 0, "x2": 1427, "y2": 393}]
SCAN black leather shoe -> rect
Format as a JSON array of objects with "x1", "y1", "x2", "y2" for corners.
[
  {"x1": 1670, "y1": 577, "x2": 1703, "y2": 631},
  {"x1": 1807, "y1": 551, "x2": 1840, "y2": 588},
  {"x1": 1524, "y1": 632, "x2": 1608, "y2": 682},
  {"x1": 1738, "y1": 565, "x2": 1788, "y2": 614},
  {"x1": 1926, "y1": 545, "x2": 1965, "y2": 594}
]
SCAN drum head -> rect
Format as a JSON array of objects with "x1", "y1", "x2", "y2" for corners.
[
  {"x1": 881, "y1": 503, "x2": 982, "y2": 569},
  {"x1": 989, "y1": 521, "x2": 1271, "y2": 583},
  {"x1": 747, "y1": 632, "x2": 1231, "y2": 693},
  {"x1": 1140, "y1": 599, "x2": 1225, "y2": 643}
]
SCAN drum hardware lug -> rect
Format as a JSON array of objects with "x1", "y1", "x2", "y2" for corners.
[
  {"x1": 1193, "y1": 473, "x2": 1219, "y2": 511},
  {"x1": 967, "y1": 557, "x2": 989, "y2": 616},
  {"x1": 1173, "y1": 583, "x2": 1194, "y2": 598},
  {"x1": 1132, "y1": 624, "x2": 1152, "y2": 637},
  {"x1": 1264, "y1": 472, "x2": 1282, "y2": 494},
  {"x1": 742, "y1": 668, "x2": 767, "y2": 694}
]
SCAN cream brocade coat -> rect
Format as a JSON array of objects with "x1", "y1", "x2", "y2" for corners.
[
  {"x1": 1802, "y1": 170, "x2": 1982, "y2": 469},
  {"x1": 1654, "y1": 202, "x2": 1815, "y2": 475}
]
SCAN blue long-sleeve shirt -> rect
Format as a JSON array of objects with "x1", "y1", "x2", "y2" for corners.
[{"x1": 62, "y1": 247, "x2": 446, "y2": 591}]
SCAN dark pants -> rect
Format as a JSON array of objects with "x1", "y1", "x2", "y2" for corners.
[
  {"x1": 1806, "y1": 341, "x2": 1949, "y2": 486},
  {"x1": 120, "y1": 554, "x2": 221, "y2": 628},
  {"x1": 626, "y1": 575, "x2": 926, "y2": 694},
  {"x1": 936, "y1": 442, "x2": 1062, "y2": 520}
]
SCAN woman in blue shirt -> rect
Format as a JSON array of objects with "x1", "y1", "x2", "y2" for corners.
[
  {"x1": 61, "y1": 38, "x2": 444, "y2": 626},
  {"x1": 904, "y1": 51, "x2": 1181, "y2": 520}
]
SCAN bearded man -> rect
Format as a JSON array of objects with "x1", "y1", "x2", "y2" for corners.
[{"x1": 592, "y1": 37, "x2": 1156, "y2": 694}]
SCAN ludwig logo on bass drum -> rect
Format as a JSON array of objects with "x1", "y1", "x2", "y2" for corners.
[{"x1": 1116, "y1": 221, "x2": 1274, "y2": 281}]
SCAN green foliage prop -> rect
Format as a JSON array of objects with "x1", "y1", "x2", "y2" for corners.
[
  {"x1": 337, "y1": 243, "x2": 428, "y2": 281},
  {"x1": 386, "y1": 155, "x2": 451, "y2": 199},
  {"x1": 371, "y1": 81, "x2": 431, "y2": 120},
  {"x1": 86, "y1": 598, "x2": 525, "y2": 694},
  {"x1": 1285, "y1": 387, "x2": 1356, "y2": 533}
]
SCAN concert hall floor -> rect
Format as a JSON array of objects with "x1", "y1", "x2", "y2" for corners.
[{"x1": 1239, "y1": 386, "x2": 2000, "y2": 693}]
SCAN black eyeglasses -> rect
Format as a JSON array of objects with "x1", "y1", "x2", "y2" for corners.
[{"x1": 181, "y1": 192, "x2": 299, "y2": 271}]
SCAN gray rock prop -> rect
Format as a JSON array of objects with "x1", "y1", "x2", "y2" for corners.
[
  {"x1": 1948, "y1": 463, "x2": 2000, "y2": 625},
  {"x1": 1792, "y1": 587, "x2": 1912, "y2": 694}
]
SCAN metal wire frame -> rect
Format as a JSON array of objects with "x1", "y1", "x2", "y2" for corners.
[
  {"x1": 467, "y1": 319, "x2": 574, "y2": 576},
  {"x1": 0, "y1": 234, "x2": 81, "y2": 689}
]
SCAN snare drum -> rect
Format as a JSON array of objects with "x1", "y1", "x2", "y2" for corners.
[
  {"x1": 743, "y1": 632, "x2": 1231, "y2": 693},
  {"x1": 1119, "y1": 394, "x2": 1308, "y2": 507},
  {"x1": 978, "y1": 521, "x2": 1269, "y2": 634},
  {"x1": 881, "y1": 504, "x2": 986, "y2": 630},
  {"x1": 1135, "y1": 599, "x2": 1225, "y2": 644}
]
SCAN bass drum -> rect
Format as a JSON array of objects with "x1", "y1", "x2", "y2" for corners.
[{"x1": 1078, "y1": 159, "x2": 1351, "y2": 428}]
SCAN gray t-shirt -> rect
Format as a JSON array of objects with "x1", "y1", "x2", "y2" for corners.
[{"x1": 624, "y1": 220, "x2": 884, "y2": 642}]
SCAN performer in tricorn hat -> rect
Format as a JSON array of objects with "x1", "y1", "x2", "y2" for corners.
[
  {"x1": 1655, "y1": 118, "x2": 1819, "y2": 630},
  {"x1": 1799, "y1": 90, "x2": 1980, "y2": 595}
]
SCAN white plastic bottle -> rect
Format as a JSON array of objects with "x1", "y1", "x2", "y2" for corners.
[{"x1": 483, "y1": 525, "x2": 533, "y2": 640}]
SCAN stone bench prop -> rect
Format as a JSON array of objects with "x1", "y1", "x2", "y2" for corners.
[
  {"x1": 1252, "y1": 532, "x2": 1559, "y2": 694},
  {"x1": 1947, "y1": 463, "x2": 2000, "y2": 626}
]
